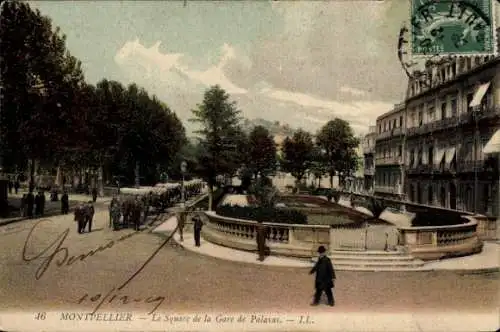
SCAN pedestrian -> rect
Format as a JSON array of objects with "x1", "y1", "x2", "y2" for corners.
[
  {"x1": 255, "y1": 221, "x2": 268, "y2": 261},
  {"x1": 34, "y1": 191, "x2": 42, "y2": 216},
  {"x1": 61, "y1": 191, "x2": 69, "y2": 214},
  {"x1": 74, "y1": 205, "x2": 85, "y2": 233},
  {"x1": 14, "y1": 179, "x2": 20, "y2": 194},
  {"x1": 26, "y1": 191, "x2": 34, "y2": 218},
  {"x1": 109, "y1": 196, "x2": 121, "y2": 230},
  {"x1": 20, "y1": 194, "x2": 27, "y2": 217},
  {"x1": 193, "y1": 214, "x2": 203, "y2": 247},
  {"x1": 309, "y1": 245, "x2": 336, "y2": 307},
  {"x1": 177, "y1": 212, "x2": 185, "y2": 241},
  {"x1": 91, "y1": 187, "x2": 97, "y2": 203},
  {"x1": 86, "y1": 201, "x2": 95, "y2": 233}
]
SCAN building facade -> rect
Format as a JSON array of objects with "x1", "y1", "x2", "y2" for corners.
[
  {"x1": 374, "y1": 103, "x2": 406, "y2": 199},
  {"x1": 362, "y1": 126, "x2": 376, "y2": 192},
  {"x1": 404, "y1": 55, "x2": 499, "y2": 219}
]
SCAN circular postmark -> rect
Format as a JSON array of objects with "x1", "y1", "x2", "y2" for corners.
[{"x1": 410, "y1": 0, "x2": 495, "y2": 55}]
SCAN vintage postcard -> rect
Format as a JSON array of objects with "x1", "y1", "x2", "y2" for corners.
[{"x1": 0, "y1": 0, "x2": 499, "y2": 331}]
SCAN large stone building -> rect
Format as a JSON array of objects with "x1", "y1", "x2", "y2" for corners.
[
  {"x1": 373, "y1": 102, "x2": 406, "y2": 200},
  {"x1": 362, "y1": 126, "x2": 376, "y2": 192},
  {"x1": 404, "y1": 55, "x2": 499, "y2": 219}
]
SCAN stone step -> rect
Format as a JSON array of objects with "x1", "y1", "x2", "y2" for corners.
[
  {"x1": 332, "y1": 260, "x2": 425, "y2": 267},
  {"x1": 334, "y1": 266, "x2": 431, "y2": 272},
  {"x1": 330, "y1": 250, "x2": 407, "y2": 256},
  {"x1": 330, "y1": 255, "x2": 418, "y2": 262}
]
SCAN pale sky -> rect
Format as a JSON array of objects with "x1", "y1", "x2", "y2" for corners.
[{"x1": 27, "y1": 1, "x2": 500, "y2": 136}]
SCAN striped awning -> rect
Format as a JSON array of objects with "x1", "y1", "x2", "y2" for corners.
[
  {"x1": 433, "y1": 148, "x2": 446, "y2": 166},
  {"x1": 484, "y1": 129, "x2": 500, "y2": 154},
  {"x1": 444, "y1": 147, "x2": 456, "y2": 167},
  {"x1": 469, "y1": 82, "x2": 491, "y2": 108}
]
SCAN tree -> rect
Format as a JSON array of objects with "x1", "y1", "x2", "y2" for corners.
[
  {"x1": 309, "y1": 146, "x2": 328, "y2": 188},
  {"x1": 316, "y1": 118, "x2": 360, "y2": 188},
  {"x1": 247, "y1": 125, "x2": 277, "y2": 178},
  {"x1": 190, "y1": 85, "x2": 243, "y2": 210},
  {"x1": 281, "y1": 129, "x2": 314, "y2": 185}
]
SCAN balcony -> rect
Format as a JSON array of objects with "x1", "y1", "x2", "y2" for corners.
[
  {"x1": 430, "y1": 116, "x2": 458, "y2": 131},
  {"x1": 364, "y1": 167, "x2": 375, "y2": 176},
  {"x1": 407, "y1": 164, "x2": 434, "y2": 174},
  {"x1": 457, "y1": 160, "x2": 489, "y2": 173},
  {"x1": 376, "y1": 156, "x2": 403, "y2": 166},
  {"x1": 376, "y1": 127, "x2": 404, "y2": 141},
  {"x1": 362, "y1": 143, "x2": 375, "y2": 154},
  {"x1": 374, "y1": 185, "x2": 403, "y2": 195}
]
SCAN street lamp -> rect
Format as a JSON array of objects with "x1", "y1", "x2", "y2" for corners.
[{"x1": 180, "y1": 161, "x2": 187, "y2": 208}]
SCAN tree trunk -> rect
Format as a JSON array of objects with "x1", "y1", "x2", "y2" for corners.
[
  {"x1": 29, "y1": 159, "x2": 36, "y2": 192},
  {"x1": 134, "y1": 161, "x2": 140, "y2": 188},
  {"x1": 329, "y1": 174, "x2": 333, "y2": 189},
  {"x1": 208, "y1": 184, "x2": 214, "y2": 211},
  {"x1": 97, "y1": 164, "x2": 104, "y2": 197},
  {"x1": 55, "y1": 165, "x2": 62, "y2": 188}
]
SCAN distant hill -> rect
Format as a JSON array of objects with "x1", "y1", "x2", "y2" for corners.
[{"x1": 241, "y1": 118, "x2": 297, "y2": 137}]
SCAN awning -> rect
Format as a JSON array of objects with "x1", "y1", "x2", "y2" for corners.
[
  {"x1": 484, "y1": 129, "x2": 500, "y2": 154},
  {"x1": 433, "y1": 148, "x2": 445, "y2": 166},
  {"x1": 469, "y1": 82, "x2": 491, "y2": 108},
  {"x1": 444, "y1": 147, "x2": 456, "y2": 166}
]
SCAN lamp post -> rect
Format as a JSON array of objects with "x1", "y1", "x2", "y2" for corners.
[{"x1": 180, "y1": 161, "x2": 187, "y2": 208}]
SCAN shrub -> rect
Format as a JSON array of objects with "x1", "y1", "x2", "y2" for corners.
[
  {"x1": 216, "y1": 205, "x2": 308, "y2": 224},
  {"x1": 411, "y1": 209, "x2": 467, "y2": 227},
  {"x1": 248, "y1": 177, "x2": 279, "y2": 208}
]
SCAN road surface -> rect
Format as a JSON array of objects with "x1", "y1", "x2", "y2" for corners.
[{"x1": 0, "y1": 207, "x2": 497, "y2": 315}]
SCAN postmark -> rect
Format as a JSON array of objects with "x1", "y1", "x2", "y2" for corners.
[{"x1": 410, "y1": 0, "x2": 497, "y2": 55}]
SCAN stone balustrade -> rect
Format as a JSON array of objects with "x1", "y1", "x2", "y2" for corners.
[
  {"x1": 203, "y1": 211, "x2": 330, "y2": 258},
  {"x1": 202, "y1": 209, "x2": 485, "y2": 261},
  {"x1": 398, "y1": 219, "x2": 483, "y2": 260}
]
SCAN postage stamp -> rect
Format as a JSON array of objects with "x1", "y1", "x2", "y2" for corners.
[{"x1": 410, "y1": 0, "x2": 497, "y2": 55}]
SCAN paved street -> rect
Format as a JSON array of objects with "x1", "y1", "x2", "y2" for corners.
[{"x1": 0, "y1": 206, "x2": 498, "y2": 315}]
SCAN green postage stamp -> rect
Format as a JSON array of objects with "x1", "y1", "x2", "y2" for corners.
[{"x1": 411, "y1": 0, "x2": 497, "y2": 55}]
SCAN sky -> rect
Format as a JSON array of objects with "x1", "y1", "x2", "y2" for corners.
[{"x1": 27, "y1": 0, "x2": 499, "y2": 136}]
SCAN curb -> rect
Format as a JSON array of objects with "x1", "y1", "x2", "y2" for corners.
[{"x1": 164, "y1": 231, "x2": 500, "y2": 273}]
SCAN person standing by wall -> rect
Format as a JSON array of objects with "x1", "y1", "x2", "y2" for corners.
[
  {"x1": 309, "y1": 245, "x2": 336, "y2": 306},
  {"x1": 255, "y1": 221, "x2": 268, "y2": 261},
  {"x1": 193, "y1": 214, "x2": 203, "y2": 247}
]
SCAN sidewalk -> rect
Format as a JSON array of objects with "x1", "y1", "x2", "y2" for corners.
[
  {"x1": 153, "y1": 216, "x2": 500, "y2": 272},
  {"x1": 0, "y1": 193, "x2": 112, "y2": 227}
]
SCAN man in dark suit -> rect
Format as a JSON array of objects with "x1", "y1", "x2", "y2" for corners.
[
  {"x1": 193, "y1": 214, "x2": 203, "y2": 247},
  {"x1": 309, "y1": 245, "x2": 336, "y2": 306},
  {"x1": 255, "y1": 221, "x2": 268, "y2": 261},
  {"x1": 61, "y1": 191, "x2": 69, "y2": 214}
]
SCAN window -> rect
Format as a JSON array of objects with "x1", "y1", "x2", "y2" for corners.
[
  {"x1": 451, "y1": 99, "x2": 457, "y2": 117},
  {"x1": 428, "y1": 106, "x2": 435, "y2": 122},
  {"x1": 428, "y1": 146, "x2": 434, "y2": 166},
  {"x1": 399, "y1": 116, "x2": 403, "y2": 127},
  {"x1": 418, "y1": 149, "x2": 422, "y2": 165},
  {"x1": 441, "y1": 102, "x2": 447, "y2": 119},
  {"x1": 418, "y1": 111, "x2": 423, "y2": 126},
  {"x1": 384, "y1": 122, "x2": 387, "y2": 131},
  {"x1": 379, "y1": 125, "x2": 381, "y2": 133},
  {"x1": 398, "y1": 145, "x2": 402, "y2": 157},
  {"x1": 410, "y1": 149, "x2": 415, "y2": 166},
  {"x1": 393, "y1": 119, "x2": 396, "y2": 129}
]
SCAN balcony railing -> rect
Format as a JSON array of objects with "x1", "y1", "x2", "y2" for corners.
[
  {"x1": 376, "y1": 156, "x2": 403, "y2": 166},
  {"x1": 374, "y1": 185, "x2": 403, "y2": 195},
  {"x1": 457, "y1": 160, "x2": 491, "y2": 173}
]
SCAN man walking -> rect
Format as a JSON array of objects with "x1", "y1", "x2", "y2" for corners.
[
  {"x1": 309, "y1": 245, "x2": 336, "y2": 306},
  {"x1": 61, "y1": 191, "x2": 69, "y2": 214},
  {"x1": 193, "y1": 214, "x2": 203, "y2": 247}
]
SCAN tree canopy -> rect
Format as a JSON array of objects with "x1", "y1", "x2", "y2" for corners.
[
  {"x1": 0, "y1": 0, "x2": 186, "y2": 188},
  {"x1": 281, "y1": 129, "x2": 314, "y2": 183},
  {"x1": 246, "y1": 125, "x2": 277, "y2": 178},
  {"x1": 190, "y1": 85, "x2": 245, "y2": 209}
]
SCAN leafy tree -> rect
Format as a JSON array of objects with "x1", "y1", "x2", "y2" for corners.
[
  {"x1": 190, "y1": 85, "x2": 243, "y2": 210},
  {"x1": 281, "y1": 129, "x2": 314, "y2": 185},
  {"x1": 316, "y1": 118, "x2": 360, "y2": 188},
  {"x1": 1, "y1": 0, "x2": 86, "y2": 190},
  {"x1": 309, "y1": 146, "x2": 328, "y2": 188},
  {"x1": 247, "y1": 125, "x2": 277, "y2": 178}
]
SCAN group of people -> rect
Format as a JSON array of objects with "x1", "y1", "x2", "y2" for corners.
[
  {"x1": 19, "y1": 190, "x2": 70, "y2": 217},
  {"x1": 108, "y1": 195, "x2": 147, "y2": 231},
  {"x1": 74, "y1": 201, "x2": 95, "y2": 233},
  {"x1": 7, "y1": 176, "x2": 21, "y2": 195}
]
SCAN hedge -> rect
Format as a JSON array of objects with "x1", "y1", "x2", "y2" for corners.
[
  {"x1": 411, "y1": 210, "x2": 468, "y2": 227},
  {"x1": 216, "y1": 205, "x2": 308, "y2": 224}
]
